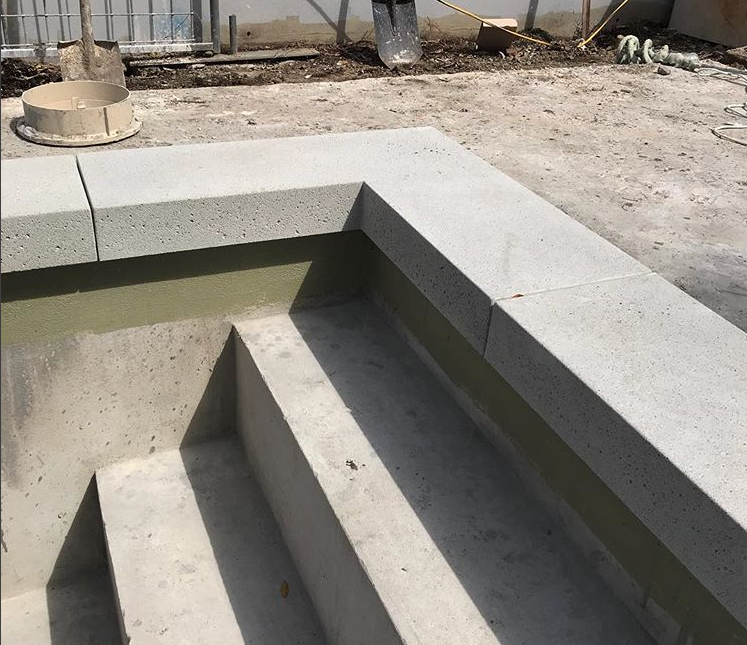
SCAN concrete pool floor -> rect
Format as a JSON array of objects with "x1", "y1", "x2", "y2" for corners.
[{"x1": 2, "y1": 64, "x2": 745, "y2": 331}]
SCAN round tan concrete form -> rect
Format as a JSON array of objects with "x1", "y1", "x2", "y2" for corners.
[{"x1": 17, "y1": 80, "x2": 141, "y2": 147}]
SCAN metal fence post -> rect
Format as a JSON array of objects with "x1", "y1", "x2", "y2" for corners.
[
  {"x1": 229, "y1": 14, "x2": 237, "y2": 54},
  {"x1": 210, "y1": 0, "x2": 219, "y2": 53}
]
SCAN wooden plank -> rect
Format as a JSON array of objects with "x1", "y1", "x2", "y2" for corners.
[{"x1": 130, "y1": 48, "x2": 320, "y2": 68}]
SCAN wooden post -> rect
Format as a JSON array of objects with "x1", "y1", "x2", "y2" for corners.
[
  {"x1": 78, "y1": 0, "x2": 95, "y2": 67},
  {"x1": 581, "y1": 0, "x2": 591, "y2": 38}
]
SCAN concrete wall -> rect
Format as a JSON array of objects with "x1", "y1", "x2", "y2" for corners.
[
  {"x1": 3, "y1": 235, "x2": 742, "y2": 643},
  {"x1": 0, "y1": 232, "x2": 370, "y2": 597},
  {"x1": 209, "y1": 0, "x2": 675, "y2": 45},
  {"x1": 0, "y1": 0, "x2": 675, "y2": 49}
]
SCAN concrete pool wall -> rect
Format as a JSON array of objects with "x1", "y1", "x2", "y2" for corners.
[{"x1": 1, "y1": 128, "x2": 745, "y2": 644}]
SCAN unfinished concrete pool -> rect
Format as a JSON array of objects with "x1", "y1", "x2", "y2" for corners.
[{"x1": 1, "y1": 129, "x2": 745, "y2": 645}]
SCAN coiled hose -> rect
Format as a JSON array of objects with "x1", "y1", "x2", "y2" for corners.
[
  {"x1": 615, "y1": 35, "x2": 747, "y2": 146},
  {"x1": 615, "y1": 35, "x2": 700, "y2": 70}
]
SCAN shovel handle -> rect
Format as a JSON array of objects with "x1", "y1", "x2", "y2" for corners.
[{"x1": 79, "y1": 0, "x2": 95, "y2": 62}]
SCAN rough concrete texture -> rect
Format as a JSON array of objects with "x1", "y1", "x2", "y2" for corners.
[
  {"x1": 210, "y1": 0, "x2": 672, "y2": 44},
  {"x1": 0, "y1": 572, "x2": 121, "y2": 645},
  {"x1": 66, "y1": 127, "x2": 647, "y2": 352},
  {"x1": 1, "y1": 232, "x2": 371, "y2": 346},
  {"x1": 25, "y1": 0, "x2": 668, "y2": 45},
  {"x1": 3, "y1": 66, "x2": 743, "y2": 333},
  {"x1": 235, "y1": 301, "x2": 653, "y2": 645},
  {"x1": 80, "y1": 175, "x2": 363, "y2": 260},
  {"x1": 367, "y1": 248, "x2": 747, "y2": 644},
  {"x1": 0, "y1": 155, "x2": 96, "y2": 272},
  {"x1": 0, "y1": 317, "x2": 234, "y2": 597},
  {"x1": 97, "y1": 439, "x2": 326, "y2": 644},
  {"x1": 669, "y1": 0, "x2": 747, "y2": 47},
  {"x1": 485, "y1": 272, "x2": 747, "y2": 627}
]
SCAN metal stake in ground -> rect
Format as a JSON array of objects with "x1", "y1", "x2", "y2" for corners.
[
  {"x1": 229, "y1": 15, "x2": 238, "y2": 55},
  {"x1": 372, "y1": 0, "x2": 422, "y2": 69},
  {"x1": 57, "y1": 0, "x2": 126, "y2": 87}
]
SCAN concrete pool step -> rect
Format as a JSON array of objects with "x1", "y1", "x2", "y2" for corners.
[
  {"x1": 234, "y1": 300, "x2": 653, "y2": 645},
  {"x1": 0, "y1": 572, "x2": 121, "y2": 645},
  {"x1": 96, "y1": 438, "x2": 327, "y2": 645}
]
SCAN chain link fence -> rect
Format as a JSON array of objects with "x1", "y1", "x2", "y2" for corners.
[{"x1": 1, "y1": 0, "x2": 212, "y2": 58}]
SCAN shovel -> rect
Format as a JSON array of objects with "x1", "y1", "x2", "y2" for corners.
[
  {"x1": 58, "y1": 0, "x2": 126, "y2": 86},
  {"x1": 372, "y1": 0, "x2": 422, "y2": 69}
]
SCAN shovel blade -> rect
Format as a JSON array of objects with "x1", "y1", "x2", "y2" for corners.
[
  {"x1": 372, "y1": 0, "x2": 422, "y2": 69},
  {"x1": 58, "y1": 39, "x2": 127, "y2": 86}
]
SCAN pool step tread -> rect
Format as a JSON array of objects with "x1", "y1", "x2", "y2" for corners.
[
  {"x1": 234, "y1": 300, "x2": 653, "y2": 645},
  {"x1": 96, "y1": 438, "x2": 327, "y2": 645}
]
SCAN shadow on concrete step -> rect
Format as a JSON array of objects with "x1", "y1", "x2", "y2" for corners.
[
  {"x1": 282, "y1": 299, "x2": 651, "y2": 644},
  {"x1": 177, "y1": 337, "x2": 326, "y2": 644},
  {"x1": 46, "y1": 477, "x2": 120, "y2": 645}
]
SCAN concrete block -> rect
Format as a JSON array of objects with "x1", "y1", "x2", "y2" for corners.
[
  {"x1": 74, "y1": 128, "x2": 647, "y2": 350},
  {"x1": 0, "y1": 156, "x2": 96, "y2": 272},
  {"x1": 75, "y1": 134, "x2": 373, "y2": 260},
  {"x1": 234, "y1": 300, "x2": 652, "y2": 645},
  {"x1": 0, "y1": 127, "x2": 639, "y2": 353},
  {"x1": 359, "y1": 129, "x2": 648, "y2": 351},
  {"x1": 476, "y1": 19, "x2": 518, "y2": 52},
  {"x1": 97, "y1": 439, "x2": 325, "y2": 644},
  {"x1": 484, "y1": 272, "x2": 747, "y2": 627}
]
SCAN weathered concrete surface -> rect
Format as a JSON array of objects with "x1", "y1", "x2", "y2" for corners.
[
  {"x1": 485, "y1": 272, "x2": 747, "y2": 627},
  {"x1": 0, "y1": 317, "x2": 235, "y2": 598},
  {"x1": 367, "y1": 248, "x2": 747, "y2": 644},
  {"x1": 11, "y1": 0, "x2": 670, "y2": 46},
  {"x1": 77, "y1": 155, "x2": 364, "y2": 259},
  {"x1": 211, "y1": 0, "x2": 672, "y2": 44},
  {"x1": 669, "y1": 0, "x2": 747, "y2": 47},
  {"x1": 4, "y1": 67, "x2": 743, "y2": 332},
  {"x1": 98, "y1": 439, "x2": 326, "y2": 644},
  {"x1": 0, "y1": 232, "x2": 371, "y2": 600},
  {"x1": 235, "y1": 301, "x2": 653, "y2": 645},
  {"x1": 0, "y1": 156, "x2": 96, "y2": 272},
  {"x1": 70, "y1": 128, "x2": 647, "y2": 353},
  {"x1": 0, "y1": 572, "x2": 120, "y2": 645},
  {"x1": 1, "y1": 232, "x2": 371, "y2": 346}
]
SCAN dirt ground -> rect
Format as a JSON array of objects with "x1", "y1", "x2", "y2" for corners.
[
  {"x1": 1, "y1": 63, "x2": 745, "y2": 331},
  {"x1": 0, "y1": 24, "x2": 732, "y2": 98}
]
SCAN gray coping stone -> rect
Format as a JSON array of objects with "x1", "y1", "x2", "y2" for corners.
[
  {"x1": 234, "y1": 300, "x2": 653, "y2": 645},
  {"x1": 484, "y1": 272, "x2": 747, "y2": 627},
  {"x1": 97, "y1": 438, "x2": 326, "y2": 645},
  {"x1": 74, "y1": 127, "x2": 647, "y2": 350},
  {"x1": 0, "y1": 155, "x2": 96, "y2": 272}
]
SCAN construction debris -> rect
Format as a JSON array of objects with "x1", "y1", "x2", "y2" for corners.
[
  {"x1": 476, "y1": 19, "x2": 519, "y2": 54},
  {"x1": 129, "y1": 48, "x2": 320, "y2": 69},
  {"x1": 1, "y1": 27, "x2": 731, "y2": 99},
  {"x1": 723, "y1": 47, "x2": 747, "y2": 68}
]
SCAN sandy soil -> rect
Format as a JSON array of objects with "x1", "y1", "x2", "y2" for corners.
[{"x1": 2, "y1": 64, "x2": 745, "y2": 330}]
